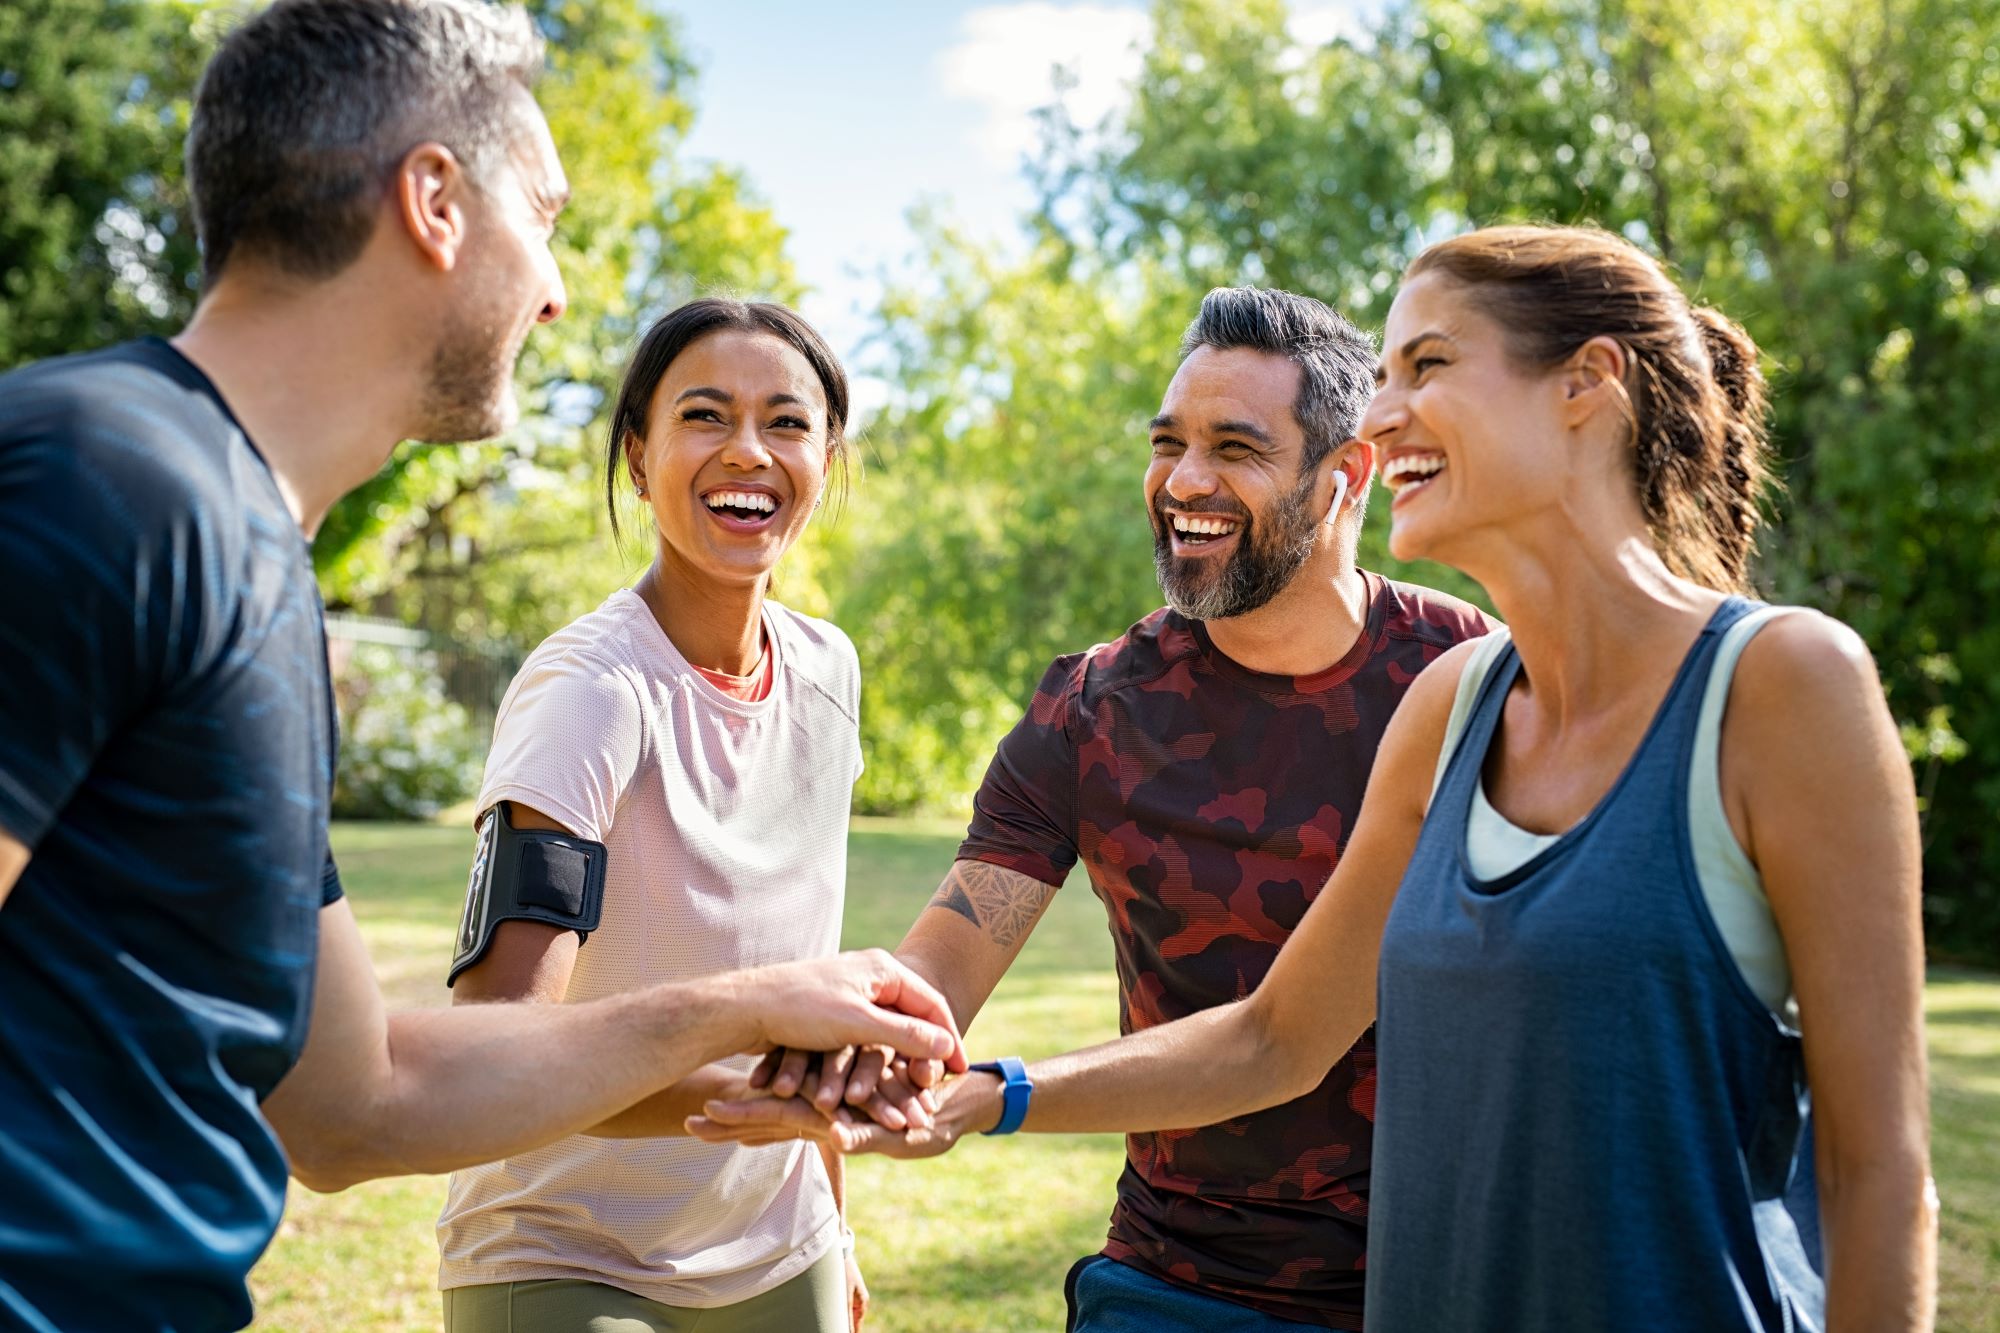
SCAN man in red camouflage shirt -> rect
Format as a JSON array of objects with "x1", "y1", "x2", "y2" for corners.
[{"x1": 704, "y1": 286, "x2": 1495, "y2": 1330}]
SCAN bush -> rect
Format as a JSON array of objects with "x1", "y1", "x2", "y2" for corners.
[{"x1": 331, "y1": 644, "x2": 481, "y2": 821}]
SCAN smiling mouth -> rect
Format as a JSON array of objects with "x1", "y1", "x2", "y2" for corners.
[
  {"x1": 1382, "y1": 453, "x2": 1446, "y2": 502},
  {"x1": 702, "y1": 489, "x2": 781, "y2": 527},
  {"x1": 1169, "y1": 513, "x2": 1243, "y2": 547}
]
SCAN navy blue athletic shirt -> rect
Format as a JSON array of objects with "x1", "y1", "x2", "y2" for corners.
[{"x1": 0, "y1": 338, "x2": 343, "y2": 1332}]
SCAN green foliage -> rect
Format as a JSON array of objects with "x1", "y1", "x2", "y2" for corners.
[
  {"x1": 841, "y1": 0, "x2": 2000, "y2": 955},
  {"x1": 330, "y1": 646, "x2": 481, "y2": 821},
  {"x1": 0, "y1": 0, "x2": 206, "y2": 367}
]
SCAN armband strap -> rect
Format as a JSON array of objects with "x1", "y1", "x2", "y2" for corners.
[
  {"x1": 970, "y1": 1057, "x2": 1033, "y2": 1135},
  {"x1": 448, "y1": 802, "x2": 607, "y2": 987}
]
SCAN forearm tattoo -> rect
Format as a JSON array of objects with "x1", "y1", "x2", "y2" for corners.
[{"x1": 927, "y1": 860, "x2": 1055, "y2": 950}]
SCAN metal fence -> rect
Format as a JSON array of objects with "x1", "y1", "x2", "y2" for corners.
[{"x1": 324, "y1": 613, "x2": 521, "y2": 741}]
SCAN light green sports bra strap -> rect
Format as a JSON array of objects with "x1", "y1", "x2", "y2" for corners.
[{"x1": 1431, "y1": 629, "x2": 1514, "y2": 800}]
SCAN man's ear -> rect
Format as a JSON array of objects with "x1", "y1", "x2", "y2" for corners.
[
  {"x1": 1325, "y1": 437, "x2": 1375, "y2": 521},
  {"x1": 1561, "y1": 335, "x2": 1628, "y2": 429},
  {"x1": 393, "y1": 142, "x2": 471, "y2": 272}
]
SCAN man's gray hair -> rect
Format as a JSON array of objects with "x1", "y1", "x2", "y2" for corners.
[
  {"x1": 186, "y1": 0, "x2": 545, "y2": 286},
  {"x1": 1180, "y1": 287, "x2": 1378, "y2": 472}
]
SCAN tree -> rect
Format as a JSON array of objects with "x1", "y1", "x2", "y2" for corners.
[{"x1": 0, "y1": 0, "x2": 206, "y2": 367}]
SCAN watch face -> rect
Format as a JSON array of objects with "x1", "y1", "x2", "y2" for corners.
[{"x1": 456, "y1": 807, "x2": 499, "y2": 960}]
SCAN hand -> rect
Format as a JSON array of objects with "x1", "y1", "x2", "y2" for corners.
[
  {"x1": 846, "y1": 1249, "x2": 868, "y2": 1331},
  {"x1": 692, "y1": 1068, "x2": 1005, "y2": 1158},
  {"x1": 752, "y1": 1046, "x2": 940, "y2": 1131},
  {"x1": 735, "y1": 950, "x2": 966, "y2": 1073}
]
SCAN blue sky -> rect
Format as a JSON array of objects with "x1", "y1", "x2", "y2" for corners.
[
  {"x1": 670, "y1": 2, "x2": 1149, "y2": 369},
  {"x1": 667, "y1": 1, "x2": 1379, "y2": 401}
]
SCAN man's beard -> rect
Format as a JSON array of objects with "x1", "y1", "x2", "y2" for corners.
[
  {"x1": 1153, "y1": 467, "x2": 1322, "y2": 621},
  {"x1": 411, "y1": 307, "x2": 522, "y2": 444}
]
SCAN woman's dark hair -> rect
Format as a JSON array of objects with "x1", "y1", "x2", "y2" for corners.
[
  {"x1": 605, "y1": 298, "x2": 852, "y2": 540},
  {"x1": 1406, "y1": 224, "x2": 1772, "y2": 594}
]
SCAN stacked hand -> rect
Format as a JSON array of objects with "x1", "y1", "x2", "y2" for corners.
[
  {"x1": 687, "y1": 1040, "x2": 1007, "y2": 1160},
  {"x1": 728, "y1": 949, "x2": 971, "y2": 1083}
]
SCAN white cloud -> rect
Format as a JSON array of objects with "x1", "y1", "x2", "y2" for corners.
[
  {"x1": 936, "y1": 3, "x2": 1151, "y2": 166},
  {"x1": 1287, "y1": 0, "x2": 1382, "y2": 49}
]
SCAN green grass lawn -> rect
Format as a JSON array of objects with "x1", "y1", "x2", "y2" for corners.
[{"x1": 249, "y1": 821, "x2": 2000, "y2": 1331}]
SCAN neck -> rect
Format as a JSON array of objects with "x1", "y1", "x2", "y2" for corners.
[
  {"x1": 636, "y1": 547, "x2": 767, "y2": 676},
  {"x1": 1201, "y1": 545, "x2": 1370, "y2": 677},
  {"x1": 1460, "y1": 502, "x2": 1723, "y2": 728},
  {"x1": 172, "y1": 268, "x2": 422, "y2": 536}
]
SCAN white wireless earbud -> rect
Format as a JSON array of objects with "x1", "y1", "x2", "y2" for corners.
[{"x1": 1323, "y1": 469, "x2": 1349, "y2": 526}]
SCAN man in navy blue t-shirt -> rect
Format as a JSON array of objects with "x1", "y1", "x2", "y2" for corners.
[{"x1": 0, "y1": 4, "x2": 963, "y2": 1329}]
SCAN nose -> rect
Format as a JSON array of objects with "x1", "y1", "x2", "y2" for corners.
[
  {"x1": 1358, "y1": 386, "x2": 1405, "y2": 445},
  {"x1": 536, "y1": 264, "x2": 567, "y2": 325},
  {"x1": 720, "y1": 418, "x2": 773, "y2": 469},
  {"x1": 1164, "y1": 451, "x2": 1219, "y2": 505}
]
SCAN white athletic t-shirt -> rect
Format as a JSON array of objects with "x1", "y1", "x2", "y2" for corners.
[{"x1": 436, "y1": 589, "x2": 863, "y2": 1307}]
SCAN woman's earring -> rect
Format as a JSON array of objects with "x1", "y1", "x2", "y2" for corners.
[{"x1": 635, "y1": 483, "x2": 648, "y2": 498}]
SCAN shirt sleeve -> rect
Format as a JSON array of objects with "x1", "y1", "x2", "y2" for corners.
[
  {"x1": 320, "y1": 853, "x2": 346, "y2": 906},
  {"x1": 475, "y1": 647, "x2": 645, "y2": 843},
  {"x1": 956, "y1": 653, "x2": 1086, "y2": 887},
  {"x1": 0, "y1": 423, "x2": 169, "y2": 847}
]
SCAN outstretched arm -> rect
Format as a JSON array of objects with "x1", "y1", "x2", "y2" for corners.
[
  {"x1": 1729, "y1": 615, "x2": 1934, "y2": 1333},
  {"x1": 695, "y1": 640, "x2": 1475, "y2": 1151},
  {"x1": 263, "y1": 899, "x2": 963, "y2": 1191}
]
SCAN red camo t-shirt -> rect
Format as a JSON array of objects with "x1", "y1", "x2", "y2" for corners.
[{"x1": 959, "y1": 570, "x2": 1497, "y2": 1328}]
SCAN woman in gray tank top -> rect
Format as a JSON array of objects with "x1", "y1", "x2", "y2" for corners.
[{"x1": 781, "y1": 225, "x2": 1935, "y2": 1331}]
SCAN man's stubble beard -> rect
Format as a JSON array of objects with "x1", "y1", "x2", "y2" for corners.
[
  {"x1": 411, "y1": 302, "x2": 523, "y2": 445},
  {"x1": 1154, "y1": 465, "x2": 1324, "y2": 622}
]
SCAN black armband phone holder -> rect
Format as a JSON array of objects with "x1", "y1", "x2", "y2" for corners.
[{"x1": 447, "y1": 801, "x2": 607, "y2": 987}]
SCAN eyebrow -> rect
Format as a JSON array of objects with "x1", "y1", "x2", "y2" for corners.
[
  {"x1": 1374, "y1": 330, "x2": 1457, "y2": 384},
  {"x1": 674, "y1": 387, "x2": 814, "y2": 410},
  {"x1": 1148, "y1": 413, "x2": 1274, "y2": 445}
]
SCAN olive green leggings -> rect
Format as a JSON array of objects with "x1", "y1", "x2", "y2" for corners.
[{"x1": 441, "y1": 1248, "x2": 845, "y2": 1333}]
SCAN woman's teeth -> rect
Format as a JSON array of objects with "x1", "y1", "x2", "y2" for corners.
[
  {"x1": 704, "y1": 491, "x2": 777, "y2": 517},
  {"x1": 1383, "y1": 454, "x2": 1446, "y2": 493}
]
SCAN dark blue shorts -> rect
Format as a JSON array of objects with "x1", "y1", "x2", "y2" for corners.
[{"x1": 1064, "y1": 1256, "x2": 1317, "y2": 1332}]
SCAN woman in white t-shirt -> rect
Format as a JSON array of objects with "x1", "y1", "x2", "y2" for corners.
[{"x1": 437, "y1": 299, "x2": 905, "y2": 1332}]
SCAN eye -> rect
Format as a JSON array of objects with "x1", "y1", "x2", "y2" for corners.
[
  {"x1": 1413, "y1": 356, "x2": 1448, "y2": 379},
  {"x1": 681, "y1": 407, "x2": 724, "y2": 423},
  {"x1": 1217, "y1": 440, "x2": 1254, "y2": 457},
  {"x1": 770, "y1": 414, "x2": 811, "y2": 431},
  {"x1": 1151, "y1": 435, "x2": 1184, "y2": 455}
]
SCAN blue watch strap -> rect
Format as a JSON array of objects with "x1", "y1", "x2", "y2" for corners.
[{"x1": 969, "y1": 1057, "x2": 1033, "y2": 1135}]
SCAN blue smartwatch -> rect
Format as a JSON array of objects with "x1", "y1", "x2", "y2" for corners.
[{"x1": 970, "y1": 1056, "x2": 1034, "y2": 1135}]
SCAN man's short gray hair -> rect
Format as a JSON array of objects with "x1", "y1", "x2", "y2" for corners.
[
  {"x1": 186, "y1": 0, "x2": 545, "y2": 286},
  {"x1": 1180, "y1": 287, "x2": 1378, "y2": 472}
]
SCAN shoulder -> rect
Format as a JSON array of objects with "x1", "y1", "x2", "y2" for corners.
[
  {"x1": 1061, "y1": 606, "x2": 1199, "y2": 706},
  {"x1": 502, "y1": 608, "x2": 650, "y2": 726},
  {"x1": 1372, "y1": 573, "x2": 1502, "y2": 648},
  {"x1": 1726, "y1": 607, "x2": 1886, "y2": 748},
  {"x1": 765, "y1": 601, "x2": 861, "y2": 718},
  {"x1": 1, "y1": 343, "x2": 231, "y2": 527}
]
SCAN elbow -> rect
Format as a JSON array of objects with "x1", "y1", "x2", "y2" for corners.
[
  {"x1": 279, "y1": 1124, "x2": 399, "y2": 1194},
  {"x1": 286, "y1": 1145, "x2": 368, "y2": 1195}
]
